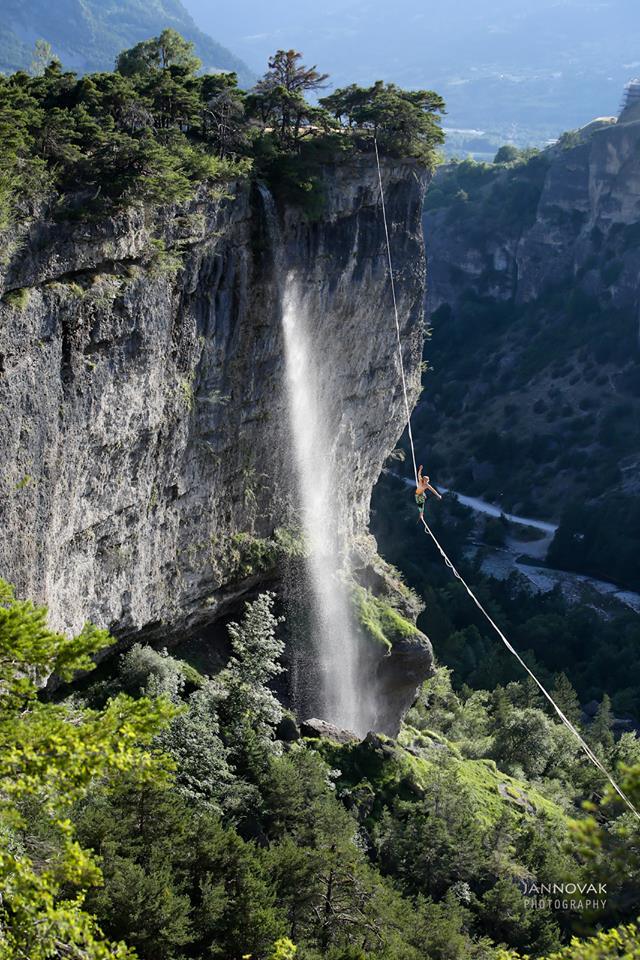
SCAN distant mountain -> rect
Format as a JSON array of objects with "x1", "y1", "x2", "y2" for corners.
[
  {"x1": 0, "y1": 0, "x2": 253, "y2": 85},
  {"x1": 182, "y1": 0, "x2": 640, "y2": 144}
]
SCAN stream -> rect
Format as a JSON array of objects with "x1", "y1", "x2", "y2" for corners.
[{"x1": 389, "y1": 471, "x2": 640, "y2": 615}]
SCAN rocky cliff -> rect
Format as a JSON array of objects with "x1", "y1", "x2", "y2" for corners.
[
  {"x1": 0, "y1": 159, "x2": 430, "y2": 710},
  {"x1": 427, "y1": 114, "x2": 640, "y2": 315},
  {"x1": 417, "y1": 114, "x2": 640, "y2": 520}
]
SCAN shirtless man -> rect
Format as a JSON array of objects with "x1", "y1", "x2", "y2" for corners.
[{"x1": 415, "y1": 464, "x2": 442, "y2": 519}]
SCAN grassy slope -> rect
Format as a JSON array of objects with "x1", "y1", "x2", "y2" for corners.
[{"x1": 310, "y1": 727, "x2": 562, "y2": 829}]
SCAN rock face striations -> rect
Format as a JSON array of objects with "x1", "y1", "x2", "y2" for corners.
[
  {"x1": 0, "y1": 157, "x2": 433, "y2": 730},
  {"x1": 426, "y1": 113, "x2": 640, "y2": 316},
  {"x1": 419, "y1": 114, "x2": 640, "y2": 517}
]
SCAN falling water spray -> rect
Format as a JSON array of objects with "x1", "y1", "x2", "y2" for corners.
[{"x1": 281, "y1": 278, "x2": 373, "y2": 735}]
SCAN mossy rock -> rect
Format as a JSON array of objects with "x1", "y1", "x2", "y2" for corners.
[
  {"x1": 311, "y1": 730, "x2": 563, "y2": 829},
  {"x1": 352, "y1": 584, "x2": 421, "y2": 652},
  {"x1": 223, "y1": 526, "x2": 306, "y2": 579},
  {"x1": 2, "y1": 287, "x2": 30, "y2": 310}
]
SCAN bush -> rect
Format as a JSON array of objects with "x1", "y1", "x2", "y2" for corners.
[{"x1": 120, "y1": 643, "x2": 186, "y2": 699}]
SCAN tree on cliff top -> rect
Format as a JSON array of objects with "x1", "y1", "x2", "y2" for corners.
[
  {"x1": 321, "y1": 81, "x2": 446, "y2": 166},
  {"x1": 247, "y1": 49, "x2": 334, "y2": 146},
  {"x1": 116, "y1": 28, "x2": 202, "y2": 77},
  {"x1": 257, "y1": 49, "x2": 329, "y2": 97}
]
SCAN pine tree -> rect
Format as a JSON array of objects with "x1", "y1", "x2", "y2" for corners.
[
  {"x1": 29, "y1": 39, "x2": 54, "y2": 78},
  {"x1": 0, "y1": 580, "x2": 175, "y2": 960},
  {"x1": 249, "y1": 50, "x2": 330, "y2": 145},
  {"x1": 551, "y1": 672, "x2": 582, "y2": 726},
  {"x1": 116, "y1": 29, "x2": 201, "y2": 77},
  {"x1": 219, "y1": 592, "x2": 285, "y2": 757},
  {"x1": 590, "y1": 693, "x2": 615, "y2": 753}
]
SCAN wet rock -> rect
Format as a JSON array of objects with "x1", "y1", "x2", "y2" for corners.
[{"x1": 373, "y1": 633, "x2": 435, "y2": 737}]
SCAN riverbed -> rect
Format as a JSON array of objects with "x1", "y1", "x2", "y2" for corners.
[
  {"x1": 390, "y1": 471, "x2": 640, "y2": 615},
  {"x1": 463, "y1": 495, "x2": 640, "y2": 615}
]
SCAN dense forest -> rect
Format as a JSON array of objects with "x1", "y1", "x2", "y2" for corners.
[{"x1": 4, "y1": 571, "x2": 640, "y2": 960}]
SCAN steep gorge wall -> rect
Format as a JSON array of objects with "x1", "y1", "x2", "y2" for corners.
[
  {"x1": 0, "y1": 158, "x2": 428, "y2": 651},
  {"x1": 418, "y1": 116, "x2": 640, "y2": 517},
  {"x1": 426, "y1": 116, "x2": 640, "y2": 316}
]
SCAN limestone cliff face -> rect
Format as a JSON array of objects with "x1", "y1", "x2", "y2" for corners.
[
  {"x1": 0, "y1": 158, "x2": 428, "y2": 660},
  {"x1": 419, "y1": 115, "x2": 640, "y2": 518},
  {"x1": 426, "y1": 115, "x2": 640, "y2": 316}
]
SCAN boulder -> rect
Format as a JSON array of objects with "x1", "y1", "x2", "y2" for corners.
[{"x1": 300, "y1": 718, "x2": 359, "y2": 744}]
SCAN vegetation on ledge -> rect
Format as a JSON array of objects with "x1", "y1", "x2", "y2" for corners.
[
  {"x1": 0, "y1": 33, "x2": 445, "y2": 227},
  {"x1": 353, "y1": 583, "x2": 422, "y2": 651}
]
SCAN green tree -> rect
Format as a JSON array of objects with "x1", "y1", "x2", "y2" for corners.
[
  {"x1": 492, "y1": 707, "x2": 556, "y2": 778},
  {"x1": 569, "y1": 762, "x2": 640, "y2": 926},
  {"x1": 29, "y1": 39, "x2": 54, "y2": 78},
  {"x1": 78, "y1": 779, "x2": 197, "y2": 958},
  {"x1": 377, "y1": 767, "x2": 486, "y2": 898},
  {"x1": 591, "y1": 694, "x2": 615, "y2": 753},
  {"x1": 494, "y1": 144, "x2": 522, "y2": 164},
  {"x1": 551, "y1": 672, "x2": 582, "y2": 726},
  {"x1": 0, "y1": 580, "x2": 175, "y2": 960},
  {"x1": 269, "y1": 938, "x2": 298, "y2": 960},
  {"x1": 193, "y1": 815, "x2": 284, "y2": 959},
  {"x1": 219, "y1": 592, "x2": 285, "y2": 757},
  {"x1": 498, "y1": 921, "x2": 640, "y2": 960},
  {"x1": 403, "y1": 893, "x2": 493, "y2": 960},
  {"x1": 0, "y1": 77, "x2": 48, "y2": 225},
  {"x1": 481, "y1": 878, "x2": 561, "y2": 955},
  {"x1": 119, "y1": 642, "x2": 187, "y2": 699},
  {"x1": 77, "y1": 774, "x2": 285, "y2": 959},
  {"x1": 202, "y1": 74, "x2": 247, "y2": 156},
  {"x1": 116, "y1": 29, "x2": 202, "y2": 77},
  {"x1": 320, "y1": 80, "x2": 445, "y2": 166},
  {"x1": 249, "y1": 50, "x2": 332, "y2": 146},
  {"x1": 157, "y1": 680, "x2": 247, "y2": 814},
  {"x1": 258, "y1": 49, "x2": 328, "y2": 97}
]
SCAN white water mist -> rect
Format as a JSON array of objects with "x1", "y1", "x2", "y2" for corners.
[{"x1": 282, "y1": 279, "x2": 370, "y2": 735}]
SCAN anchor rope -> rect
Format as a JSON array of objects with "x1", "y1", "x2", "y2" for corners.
[
  {"x1": 374, "y1": 139, "x2": 419, "y2": 488},
  {"x1": 373, "y1": 138, "x2": 640, "y2": 821}
]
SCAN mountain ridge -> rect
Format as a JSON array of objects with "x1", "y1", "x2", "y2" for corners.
[{"x1": 0, "y1": 0, "x2": 254, "y2": 85}]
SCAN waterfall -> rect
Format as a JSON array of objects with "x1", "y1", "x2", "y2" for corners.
[
  {"x1": 256, "y1": 180, "x2": 373, "y2": 735},
  {"x1": 281, "y1": 278, "x2": 372, "y2": 735}
]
